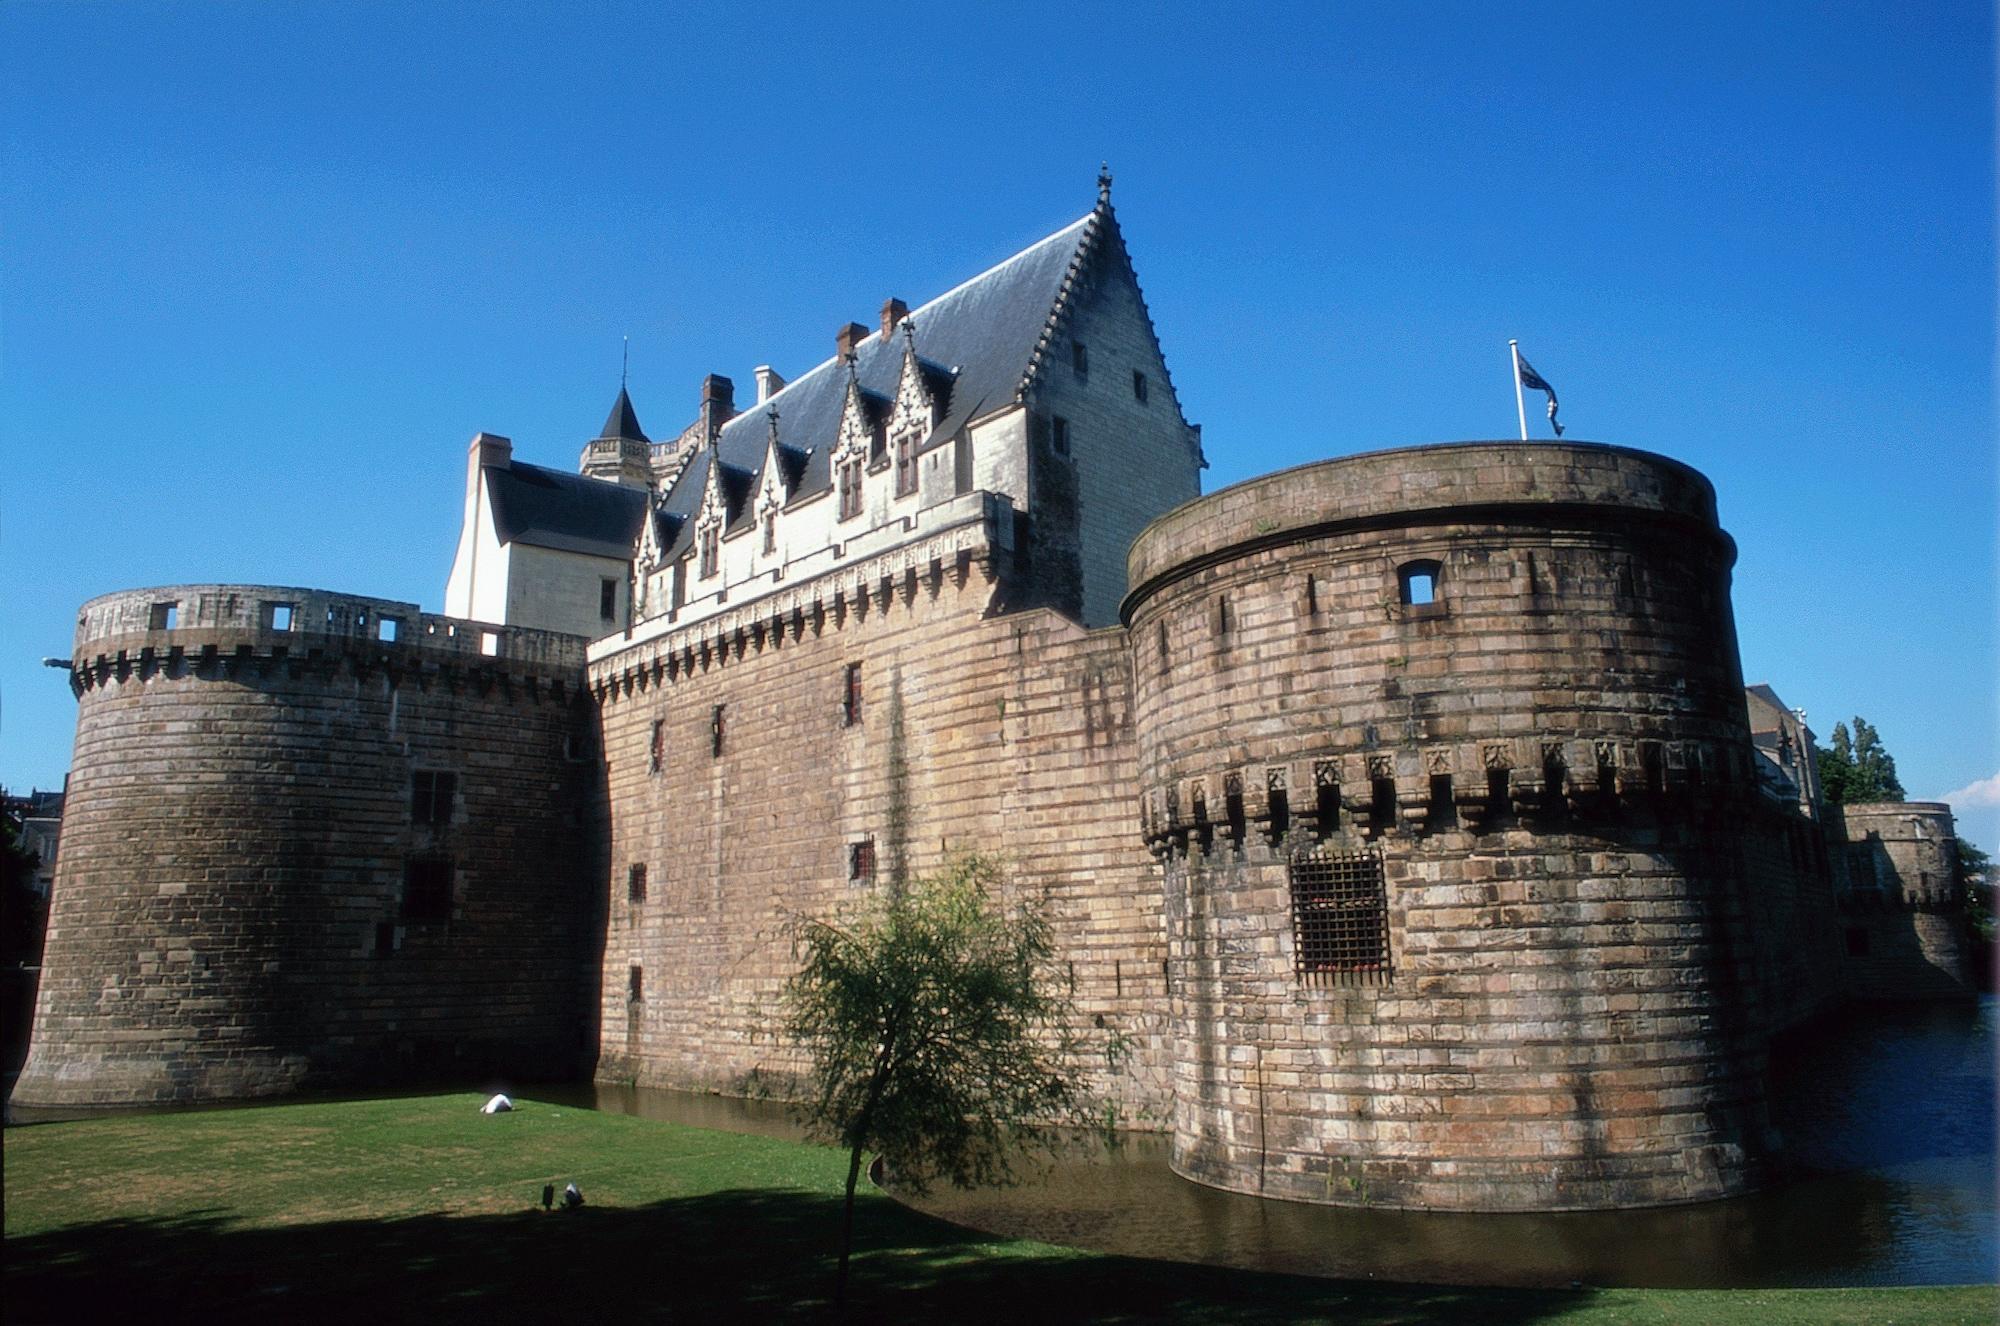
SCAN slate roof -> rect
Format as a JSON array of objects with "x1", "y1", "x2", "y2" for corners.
[
  {"x1": 598, "y1": 387, "x2": 648, "y2": 442},
  {"x1": 646, "y1": 209, "x2": 1102, "y2": 563},
  {"x1": 488, "y1": 459, "x2": 650, "y2": 559}
]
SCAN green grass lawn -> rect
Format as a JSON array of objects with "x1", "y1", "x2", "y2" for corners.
[{"x1": 4, "y1": 1092, "x2": 1992, "y2": 1324}]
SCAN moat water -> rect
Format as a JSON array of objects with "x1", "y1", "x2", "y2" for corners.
[{"x1": 546, "y1": 996, "x2": 1998, "y2": 1289}]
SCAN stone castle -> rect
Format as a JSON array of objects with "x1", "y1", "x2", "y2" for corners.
[{"x1": 13, "y1": 185, "x2": 1974, "y2": 1213}]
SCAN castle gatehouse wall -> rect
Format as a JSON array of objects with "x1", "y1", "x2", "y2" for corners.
[
  {"x1": 10, "y1": 586, "x2": 600, "y2": 1109},
  {"x1": 1121, "y1": 442, "x2": 1844, "y2": 1210},
  {"x1": 587, "y1": 530, "x2": 1173, "y2": 1122}
]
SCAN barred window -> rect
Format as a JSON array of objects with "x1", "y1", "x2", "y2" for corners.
[
  {"x1": 627, "y1": 862, "x2": 647, "y2": 902},
  {"x1": 849, "y1": 838, "x2": 876, "y2": 883},
  {"x1": 1288, "y1": 845, "x2": 1390, "y2": 986}
]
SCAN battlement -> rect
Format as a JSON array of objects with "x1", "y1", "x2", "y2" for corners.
[{"x1": 70, "y1": 585, "x2": 589, "y2": 697}]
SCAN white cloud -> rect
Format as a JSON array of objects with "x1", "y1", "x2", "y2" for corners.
[{"x1": 1940, "y1": 773, "x2": 2000, "y2": 808}]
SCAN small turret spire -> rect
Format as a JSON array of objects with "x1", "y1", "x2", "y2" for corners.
[
  {"x1": 1097, "y1": 162, "x2": 1112, "y2": 206},
  {"x1": 621, "y1": 336, "x2": 629, "y2": 390}
]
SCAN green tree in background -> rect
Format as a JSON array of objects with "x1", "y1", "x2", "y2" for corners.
[
  {"x1": 1958, "y1": 840, "x2": 1993, "y2": 945},
  {"x1": 782, "y1": 853, "x2": 1087, "y2": 1308},
  {"x1": 1816, "y1": 716, "x2": 1908, "y2": 805}
]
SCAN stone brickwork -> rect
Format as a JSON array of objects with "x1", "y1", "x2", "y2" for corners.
[
  {"x1": 1121, "y1": 443, "x2": 1844, "y2": 1210},
  {"x1": 589, "y1": 530, "x2": 1170, "y2": 1121},
  {"x1": 10, "y1": 586, "x2": 600, "y2": 1108},
  {"x1": 1826, "y1": 801, "x2": 1974, "y2": 1000}
]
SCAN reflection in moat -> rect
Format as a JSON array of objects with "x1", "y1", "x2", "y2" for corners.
[{"x1": 552, "y1": 997, "x2": 1997, "y2": 1289}]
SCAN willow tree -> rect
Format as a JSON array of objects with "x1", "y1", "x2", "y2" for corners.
[{"x1": 782, "y1": 853, "x2": 1086, "y2": 1307}]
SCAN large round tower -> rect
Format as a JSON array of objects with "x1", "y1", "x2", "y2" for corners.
[
  {"x1": 1124, "y1": 442, "x2": 1817, "y2": 1211},
  {"x1": 12, "y1": 586, "x2": 599, "y2": 1109}
]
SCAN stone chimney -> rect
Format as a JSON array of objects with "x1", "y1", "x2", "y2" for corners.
[
  {"x1": 835, "y1": 322, "x2": 869, "y2": 360},
  {"x1": 700, "y1": 374, "x2": 736, "y2": 440},
  {"x1": 880, "y1": 298, "x2": 908, "y2": 338},
  {"x1": 472, "y1": 432, "x2": 512, "y2": 472},
  {"x1": 754, "y1": 365, "x2": 786, "y2": 404}
]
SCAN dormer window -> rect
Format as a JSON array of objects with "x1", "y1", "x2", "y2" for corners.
[
  {"x1": 837, "y1": 457, "x2": 864, "y2": 521},
  {"x1": 894, "y1": 431, "x2": 918, "y2": 496},
  {"x1": 697, "y1": 523, "x2": 720, "y2": 580},
  {"x1": 761, "y1": 506, "x2": 777, "y2": 555}
]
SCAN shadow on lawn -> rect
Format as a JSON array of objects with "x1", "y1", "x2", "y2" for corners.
[{"x1": 6, "y1": 1186, "x2": 1603, "y2": 1325}]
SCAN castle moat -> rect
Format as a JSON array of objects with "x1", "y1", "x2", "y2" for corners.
[{"x1": 547, "y1": 995, "x2": 1996, "y2": 1289}]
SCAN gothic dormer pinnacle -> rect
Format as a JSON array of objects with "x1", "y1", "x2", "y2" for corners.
[{"x1": 1097, "y1": 162, "x2": 1113, "y2": 208}]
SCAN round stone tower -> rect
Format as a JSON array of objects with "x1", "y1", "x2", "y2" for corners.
[
  {"x1": 11, "y1": 585, "x2": 599, "y2": 1110},
  {"x1": 1123, "y1": 442, "x2": 1790, "y2": 1212}
]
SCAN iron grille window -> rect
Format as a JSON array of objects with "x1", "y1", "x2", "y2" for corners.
[
  {"x1": 627, "y1": 862, "x2": 647, "y2": 902},
  {"x1": 1288, "y1": 845, "x2": 1390, "y2": 986},
  {"x1": 711, "y1": 705, "x2": 726, "y2": 758},
  {"x1": 411, "y1": 771, "x2": 456, "y2": 826},
  {"x1": 849, "y1": 838, "x2": 876, "y2": 883}
]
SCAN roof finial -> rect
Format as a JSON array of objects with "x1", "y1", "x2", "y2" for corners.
[
  {"x1": 1097, "y1": 162, "x2": 1112, "y2": 206},
  {"x1": 767, "y1": 404, "x2": 780, "y2": 444},
  {"x1": 901, "y1": 316, "x2": 918, "y2": 352},
  {"x1": 621, "y1": 336, "x2": 629, "y2": 390}
]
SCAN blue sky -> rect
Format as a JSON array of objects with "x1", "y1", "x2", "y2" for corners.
[{"x1": 3, "y1": 2, "x2": 1994, "y2": 844}]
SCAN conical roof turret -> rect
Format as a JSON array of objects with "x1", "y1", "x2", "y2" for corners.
[{"x1": 598, "y1": 387, "x2": 649, "y2": 443}]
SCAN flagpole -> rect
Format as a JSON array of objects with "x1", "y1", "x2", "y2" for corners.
[{"x1": 1509, "y1": 339, "x2": 1529, "y2": 441}]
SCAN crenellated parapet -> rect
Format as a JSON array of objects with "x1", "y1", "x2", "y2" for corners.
[{"x1": 69, "y1": 585, "x2": 588, "y2": 702}]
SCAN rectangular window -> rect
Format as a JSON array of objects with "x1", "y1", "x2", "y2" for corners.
[
  {"x1": 762, "y1": 509, "x2": 777, "y2": 556},
  {"x1": 627, "y1": 862, "x2": 647, "y2": 902},
  {"x1": 411, "y1": 771, "x2": 457, "y2": 826},
  {"x1": 838, "y1": 459, "x2": 863, "y2": 521},
  {"x1": 649, "y1": 719, "x2": 665, "y2": 774},
  {"x1": 1288, "y1": 846, "x2": 1390, "y2": 986},
  {"x1": 1072, "y1": 341, "x2": 1088, "y2": 375},
  {"x1": 402, "y1": 857, "x2": 453, "y2": 923},
  {"x1": 842, "y1": 662, "x2": 863, "y2": 727},
  {"x1": 698, "y1": 525, "x2": 720, "y2": 580},
  {"x1": 849, "y1": 838, "x2": 876, "y2": 883},
  {"x1": 1132, "y1": 370, "x2": 1148, "y2": 403},
  {"x1": 1052, "y1": 416, "x2": 1071, "y2": 457},
  {"x1": 149, "y1": 601, "x2": 179, "y2": 630},
  {"x1": 711, "y1": 704, "x2": 726, "y2": 758},
  {"x1": 628, "y1": 964, "x2": 644, "y2": 1001},
  {"x1": 600, "y1": 577, "x2": 618, "y2": 620},
  {"x1": 894, "y1": 434, "x2": 917, "y2": 496},
  {"x1": 266, "y1": 602, "x2": 294, "y2": 632}
]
